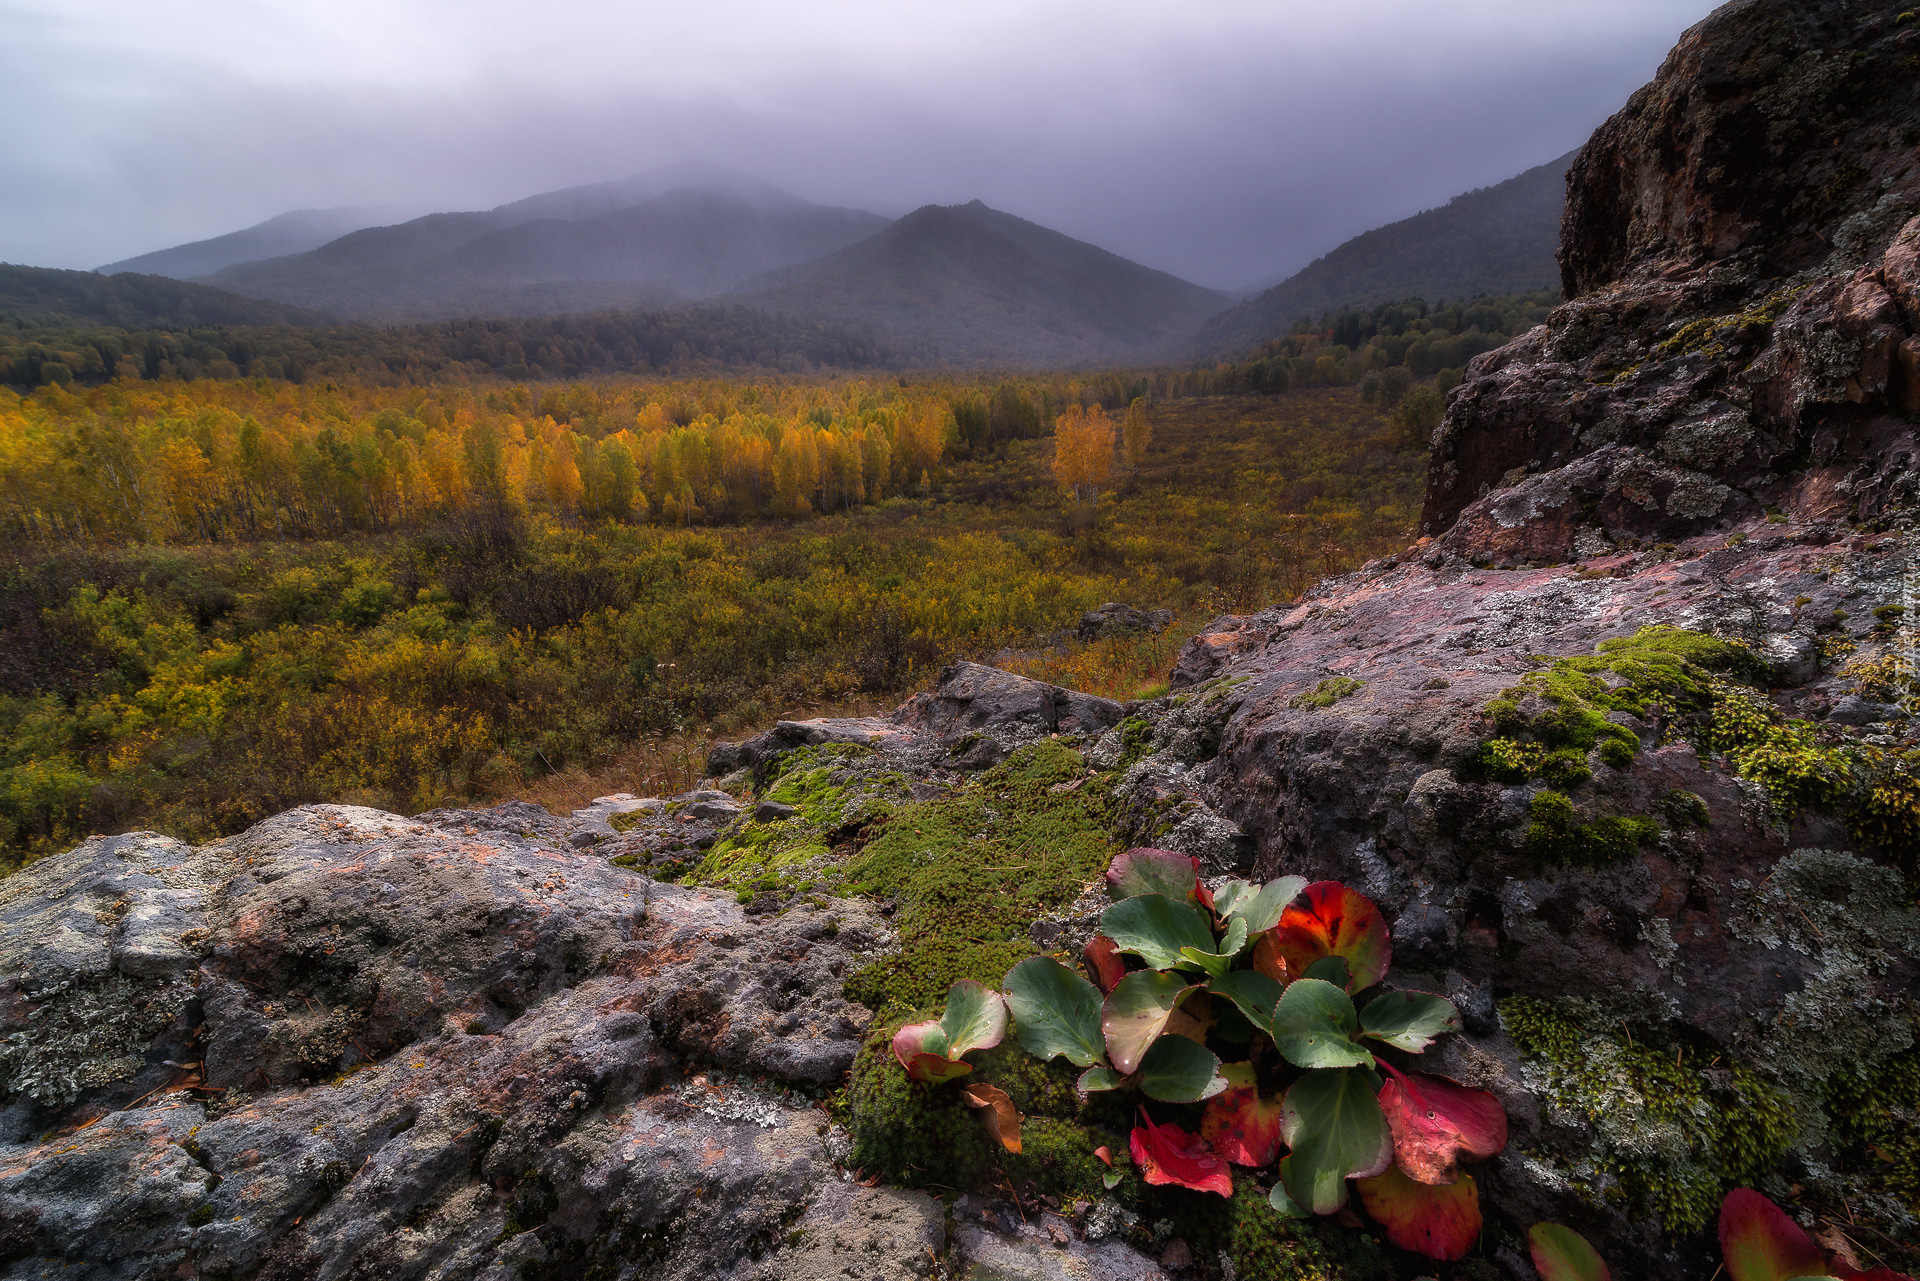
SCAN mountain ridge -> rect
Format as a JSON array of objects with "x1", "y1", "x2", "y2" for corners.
[
  {"x1": 735, "y1": 199, "x2": 1230, "y2": 365},
  {"x1": 1200, "y1": 151, "x2": 1574, "y2": 354}
]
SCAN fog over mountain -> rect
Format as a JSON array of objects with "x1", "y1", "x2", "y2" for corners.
[
  {"x1": 4, "y1": 1, "x2": 1719, "y2": 289},
  {"x1": 194, "y1": 164, "x2": 891, "y2": 321}
]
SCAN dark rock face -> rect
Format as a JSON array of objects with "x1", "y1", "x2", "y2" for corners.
[
  {"x1": 1076, "y1": 602, "x2": 1173, "y2": 642},
  {"x1": 1423, "y1": 0, "x2": 1920, "y2": 554}
]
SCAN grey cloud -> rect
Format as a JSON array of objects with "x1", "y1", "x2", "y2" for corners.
[{"x1": 1, "y1": 0, "x2": 1723, "y2": 288}]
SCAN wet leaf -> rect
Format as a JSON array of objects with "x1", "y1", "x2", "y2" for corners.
[
  {"x1": 1084, "y1": 935, "x2": 1128, "y2": 994},
  {"x1": 1003, "y1": 956, "x2": 1106, "y2": 1067},
  {"x1": 1529, "y1": 1223, "x2": 1611, "y2": 1281},
  {"x1": 1354, "y1": 1165, "x2": 1480, "y2": 1261},
  {"x1": 1200, "y1": 1061, "x2": 1286, "y2": 1166},
  {"x1": 939, "y1": 979, "x2": 1008, "y2": 1057},
  {"x1": 1280, "y1": 1067, "x2": 1393, "y2": 1214},
  {"x1": 1107, "y1": 848, "x2": 1204, "y2": 902},
  {"x1": 1719, "y1": 1189, "x2": 1830, "y2": 1281},
  {"x1": 1359, "y1": 991, "x2": 1462, "y2": 1054},
  {"x1": 1270, "y1": 977, "x2": 1372, "y2": 1069},
  {"x1": 1213, "y1": 875, "x2": 1310, "y2": 934},
  {"x1": 1270, "y1": 881, "x2": 1391, "y2": 993},
  {"x1": 1131, "y1": 1111, "x2": 1234, "y2": 1198},
  {"x1": 1137, "y1": 1034, "x2": 1227, "y2": 1103},
  {"x1": 960, "y1": 1082, "x2": 1023, "y2": 1154},
  {"x1": 1077, "y1": 1065, "x2": 1127, "y2": 1095},
  {"x1": 1103, "y1": 969, "x2": 1200, "y2": 1074},
  {"x1": 1377, "y1": 1065, "x2": 1508, "y2": 1184},
  {"x1": 1209, "y1": 969, "x2": 1284, "y2": 1027}
]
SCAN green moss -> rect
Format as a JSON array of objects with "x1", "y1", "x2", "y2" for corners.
[
  {"x1": 186, "y1": 1203, "x2": 216, "y2": 1227},
  {"x1": 1291, "y1": 677, "x2": 1364, "y2": 709},
  {"x1": 840, "y1": 739, "x2": 1117, "y2": 1015},
  {"x1": 844, "y1": 1019, "x2": 1127, "y2": 1202},
  {"x1": 1136, "y1": 1179, "x2": 1357, "y2": 1281},
  {"x1": 1707, "y1": 679, "x2": 1849, "y2": 815},
  {"x1": 692, "y1": 743, "x2": 891, "y2": 888},
  {"x1": 1522, "y1": 791, "x2": 1659, "y2": 867},
  {"x1": 1116, "y1": 715, "x2": 1156, "y2": 768},
  {"x1": 1823, "y1": 1037, "x2": 1920, "y2": 1217},
  {"x1": 1501, "y1": 996, "x2": 1798, "y2": 1233}
]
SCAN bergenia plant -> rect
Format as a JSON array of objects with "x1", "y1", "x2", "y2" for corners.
[{"x1": 897, "y1": 847, "x2": 1512, "y2": 1262}]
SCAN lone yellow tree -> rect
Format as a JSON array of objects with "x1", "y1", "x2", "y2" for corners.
[
  {"x1": 1122, "y1": 396, "x2": 1150, "y2": 472},
  {"x1": 1052, "y1": 404, "x2": 1114, "y2": 504}
]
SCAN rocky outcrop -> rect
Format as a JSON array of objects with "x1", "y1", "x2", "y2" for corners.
[{"x1": 1423, "y1": 0, "x2": 1920, "y2": 558}]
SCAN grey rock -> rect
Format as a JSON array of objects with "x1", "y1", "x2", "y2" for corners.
[
  {"x1": 0, "y1": 804, "x2": 892, "y2": 1280},
  {"x1": 754, "y1": 800, "x2": 798, "y2": 822},
  {"x1": 952, "y1": 1220, "x2": 1167, "y2": 1281},
  {"x1": 892, "y1": 661, "x2": 1124, "y2": 742},
  {"x1": 1827, "y1": 694, "x2": 1904, "y2": 725},
  {"x1": 746, "y1": 1181, "x2": 944, "y2": 1280}
]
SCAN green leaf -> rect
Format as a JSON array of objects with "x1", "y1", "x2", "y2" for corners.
[
  {"x1": 1213, "y1": 875, "x2": 1309, "y2": 934},
  {"x1": 1177, "y1": 946, "x2": 1233, "y2": 978},
  {"x1": 939, "y1": 979, "x2": 1009, "y2": 1058},
  {"x1": 1077, "y1": 1065, "x2": 1127, "y2": 1095},
  {"x1": 1003, "y1": 957, "x2": 1106, "y2": 1067},
  {"x1": 1302, "y1": 955, "x2": 1351, "y2": 988},
  {"x1": 1100, "y1": 893, "x2": 1217, "y2": 970},
  {"x1": 1136, "y1": 1035, "x2": 1227, "y2": 1103},
  {"x1": 1271, "y1": 977, "x2": 1372, "y2": 1069},
  {"x1": 1268, "y1": 1180, "x2": 1308, "y2": 1219},
  {"x1": 1280, "y1": 1067, "x2": 1394, "y2": 1215},
  {"x1": 1358, "y1": 991, "x2": 1462, "y2": 1054},
  {"x1": 1209, "y1": 970, "x2": 1284, "y2": 1028},
  {"x1": 1103, "y1": 1170, "x2": 1124, "y2": 1190},
  {"x1": 1102, "y1": 969, "x2": 1198, "y2": 1074}
]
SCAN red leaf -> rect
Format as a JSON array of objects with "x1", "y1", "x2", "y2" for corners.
[
  {"x1": 1094, "y1": 1145, "x2": 1113, "y2": 1167},
  {"x1": 1377, "y1": 1064, "x2": 1508, "y2": 1184},
  {"x1": 1199, "y1": 1061, "x2": 1285, "y2": 1167},
  {"x1": 902, "y1": 1052, "x2": 972, "y2": 1084},
  {"x1": 1130, "y1": 1110, "x2": 1234, "y2": 1198},
  {"x1": 1719, "y1": 1189, "x2": 1829, "y2": 1281},
  {"x1": 1108, "y1": 848, "x2": 1205, "y2": 904},
  {"x1": 1085, "y1": 935, "x2": 1127, "y2": 994},
  {"x1": 1250, "y1": 930, "x2": 1292, "y2": 985},
  {"x1": 1529, "y1": 1223, "x2": 1611, "y2": 1281},
  {"x1": 1354, "y1": 1164, "x2": 1481, "y2": 1262},
  {"x1": 892, "y1": 1020, "x2": 971, "y2": 1082},
  {"x1": 960, "y1": 1082, "x2": 1023, "y2": 1154},
  {"x1": 1270, "y1": 881, "x2": 1391, "y2": 993}
]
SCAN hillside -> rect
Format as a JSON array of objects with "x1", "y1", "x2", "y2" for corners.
[
  {"x1": 0, "y1": 263, "x2": 329, "y2": 329},
  {"x1": 200, "y1": 170, "x2": 889, "y2": 321},
  {"x1": 1201, "y1": 151, "x2": 1573, "y2": 354},
  {"x1": 737, "y1": 199, "x2": 1230, "y2": 365},
  {"x1": 95, "y1": 206, "x2": 407, "y2": 279}
]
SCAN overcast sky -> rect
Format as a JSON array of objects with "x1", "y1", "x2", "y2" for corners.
[{"x1": 2, "y1": 0, "x2": 1721, "y2": 289}]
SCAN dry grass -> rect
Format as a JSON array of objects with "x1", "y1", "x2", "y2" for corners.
[{"x1": 506, "y1": 693, "x2": 895, "y2": 812}]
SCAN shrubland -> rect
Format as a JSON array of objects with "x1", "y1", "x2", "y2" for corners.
[{"x1": 0, "y1": 374, "x2": 1425, "y2": 869}]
